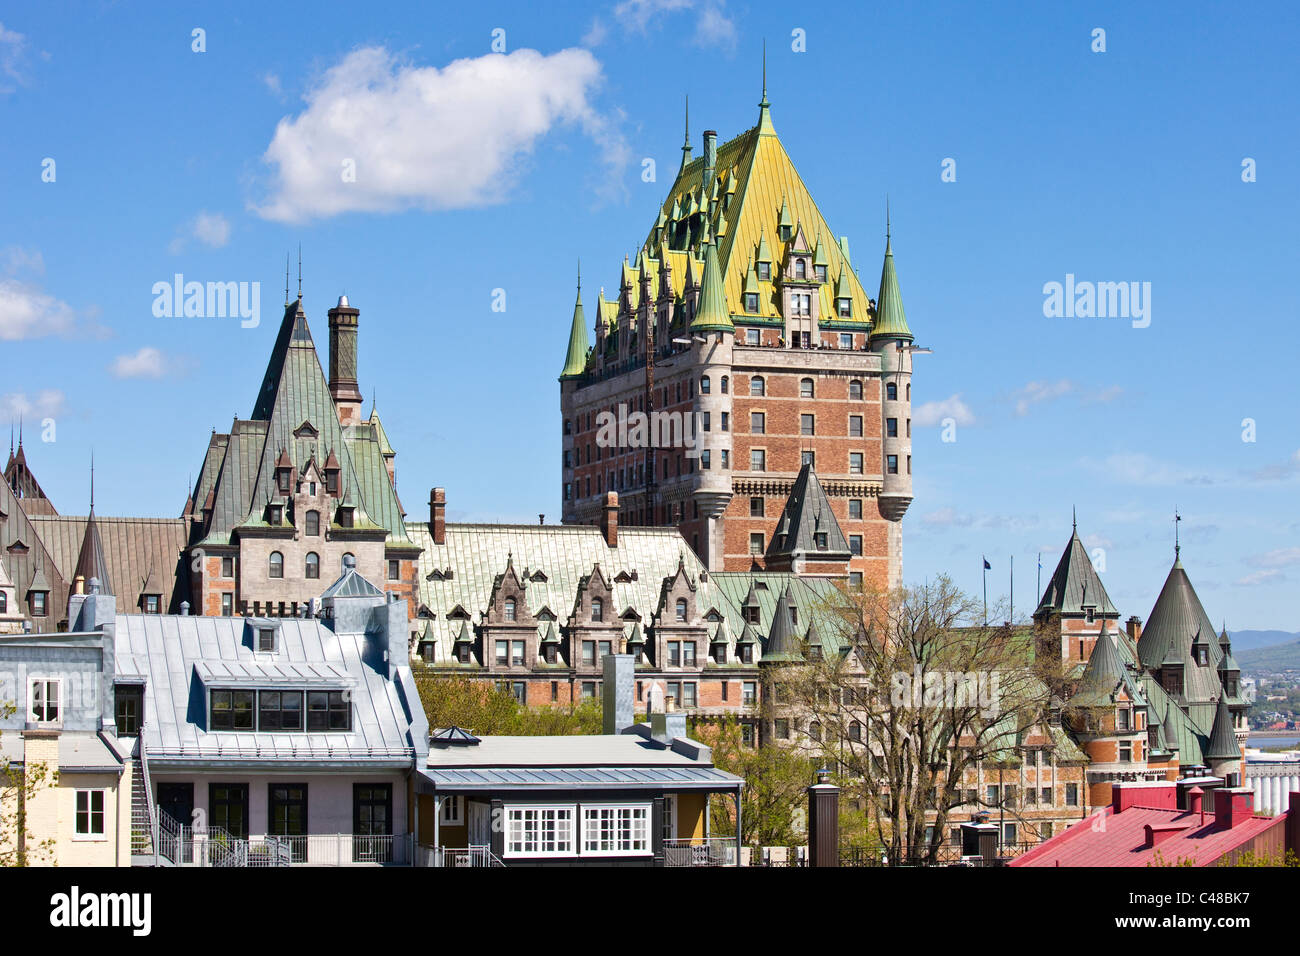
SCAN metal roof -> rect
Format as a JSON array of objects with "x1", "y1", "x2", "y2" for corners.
[
  {"x1": 1137, "y1": 556, "x2": 1226, "y2": 707},
  {"x1": 764, "y1": 465, "x2": 851, "y2": 561},
  {"x1": 1036, "y1": 526, "x2": 1118, "y2": 616},
  {"x1": 420, "y1": 765, "x2": 741, "y2": 792}
]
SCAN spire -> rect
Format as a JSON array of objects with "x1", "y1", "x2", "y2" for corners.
[
  {"x1": 74, "y1": 462, "x2": 112, "y2": 597},
  {"x1": 761, "y1": 584, "x2": 803, "y2": 662},
  {"x1": 690, "y1": 238, "x2": 733, "y2": 332},
  {"x1": 871, "y1": 215, "x2": 913, "y2": 341},
  {"x1": 1174, "y1": 509, "x2": 1182, "y2": 563},
  {"x1": 758, "y1": 40, "x2": 774, "y2": 135},
  {"x1": 560, "y1": 263, "x2": 591, "y2": 380},
  {"x1": 1205, "y1": 696, "x2": 1240, "y2": 761},
  {"x1": 678, "y1": 94, "x2": 692, "y2": 174}
]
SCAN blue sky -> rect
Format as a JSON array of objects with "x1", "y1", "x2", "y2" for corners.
[{"x1": 1, "y1": 1, "x2": 1297, "y2": 629}]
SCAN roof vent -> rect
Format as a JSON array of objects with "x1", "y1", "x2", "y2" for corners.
[
  {"x1": 343, "y1": 554, "x2": 357, "y2": 569},
  {"x1": 337, "y1": 294, "x2": 349, "y2": 307}
]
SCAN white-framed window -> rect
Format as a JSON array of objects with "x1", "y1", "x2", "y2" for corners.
[
  {"x1": 581, "y1": 804, "x2": 650, "y2": 856},
  {"x1": 439, "y1": 795, "x2": 464, "y2": 827},
  {"x1": 29, "y1": 678, "x2": 61, "y2": 724},
  {"x1": 75, "y1": 789, "x2": 106, "y2": 839},
  {"x1": 505, "y1": 805, "x2": 574, "y2": 858}
]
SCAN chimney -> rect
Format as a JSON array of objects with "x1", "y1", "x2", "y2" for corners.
[
  {"x1": 328, "y1": 295, "x2": 363, "y2": 425},
  {"x1": 601, "y1": 491, "x2": 618, "y2": 547},
  {"x1": 650, "y1": 692, "x2": 687, "y2": 744},
  {"x1": 429, "y1": 487, "x2": 446, "y2": 545},
  {"x1": 1189, "y1": 786, "x2": 1204, "y2": 822},
  {"x1": 602, "y1": 653, "x2": 635, "y2": 735},
  {"x1": 1126, "y1": 616, "x2": 1143, "y2": 642},
  {"x1": 1113, "y1": 780, "x2": 1177, "y2": 813},
  {"x1": 180, "y1": 601, "x2": 190, "y2": 616},
  {"x1": 1214, "y1": 788, "x2": 1254, "y2": 830},
  {"x1": 703, "y1": 129, "x2": 718, "y2": 194}
]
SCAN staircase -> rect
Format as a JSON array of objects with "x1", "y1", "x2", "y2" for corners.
[{"x1": 129, "y1": 729, "x2": 164, "y2": 865}]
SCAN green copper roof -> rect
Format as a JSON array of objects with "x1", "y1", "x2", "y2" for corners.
[
  {"x1": 761, "y1": 585, "x2": 804, "y2": 662},
  {"x1": 834, "y1": 265, "x2": 854, "y2": 301},
  {"x1": 742, "y1": 259, "x2": 760, "y2": 298},
  {"x1": 777, "y1": 195, "x2": 793, "y2": 231},
  {"x1": 871, "y1": 235, "x2": 913, "y2": 341},
  {"x1": 1037, "y1": 525, "x2": 1118, "y2": 616},
  {"x1": 1137, "y1": 555, "x2": 1226, "y2": 707},
  {"x1": 1070, "y1": 629, "x2": 1136, "y2": 707},
  {"x1": 559, "y1": 285, "x2": 591, "y2": 380},
  {"x1": 755, "y1": 229, "x2": 773, "y2": 265},
  {"x1": 1205, "y1": 696, "x2": 1239, "y2": 761},
  {"x1": 691, "y1": 240, "x2": 734, "y2": 332},
  {"x1": 812, "y1": 233, "x2": 829, "y2": 269}
]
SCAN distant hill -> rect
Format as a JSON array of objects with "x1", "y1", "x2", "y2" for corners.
[
  {"x1": 1230, "y1": 630, "x2": 1300, "y2": 652},
  {"x1": 1238, "y1": 640, "x2": 1300, "y2": 673}
]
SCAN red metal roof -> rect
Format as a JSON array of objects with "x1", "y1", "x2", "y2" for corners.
[{"x1": 1011, "y1": 804, "x2": 1283, "y2": 867}]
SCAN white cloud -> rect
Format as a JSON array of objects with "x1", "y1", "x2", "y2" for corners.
[
  {"x1": 599, "y1": 0, "x2": 736, "y2": 47},
  {"x1": 253, "y1": 47, "x2": 627, "y2": 222},
  {"x1": 0, "y1": 277, "x2": 77, "y2": 340},
  {"x1": 168, "y1": 210, "x2": 231, "y2": 253},
  {"x1": 1, "y1": 389, "x2": 66, "y2": 421},
  {"x1": 1235, "y1": 569, "x2": 1284, "y2": 587},
  {"x1": 263, "y1": 72, "x2": 284, "y2": 99},
  {"x1": 913, "y1": 394, "x2": 975, "y2": 427},
  {"x1": 0, "y1": 246, "x2": 44, "y2": 276},
  {"x1": 0, "y1": 22, "x2": 30, "y2": 94},
  {"x1": 110, "y1": 347, "x2": 168, "y2": 380},
  {"x1": 1246, "y1": 547, "x2": 1300, "y2": 570},
  {"x1": 1088, "y1": 452, "x2": 1219, "y2": 487},
  {"x1": 1251, "y1": 449, "x2": 1300, "y2": 481},
  {"x1": 1012, "y1": 379, "x2": 1122, "y2": 416}
]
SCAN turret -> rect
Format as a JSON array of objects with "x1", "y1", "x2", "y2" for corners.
[
  {"x1": 690, "y1": 238, "x2": 734, "y2": 569},
  {"x1": 559, "y1": 270, "x2": 590, "y2": 523},
  {"x1": 869, "y1": 220, "x2": 914, "y2": 527}
]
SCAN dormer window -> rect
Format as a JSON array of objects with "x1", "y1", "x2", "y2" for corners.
[
  {"x1": 305, "y1": 510, "x2": 320, "y2": 536},
  {"x1": 757, "y1": 261, "x2": 771, "y2": 281},
  {"x1": 277, "y1": 469, "x2": 291, "y2": 494},
  {"x1": 325, "y1": 470, "x2": 339, "y2": 495},
  {"x1": 504, "y1": 598, "x2": 517, "y2": 622},
  {"x1": 675, "y1": 598, "x2": 687, "y2": 622},
  {"x1": 143, "y1": 594, "x2": 161, "y2": 614},
  {"x1": 744, "y1": 293, "x2": 758, "y2": 313},
  {"x1": 257, "y1": 625, "x2": 278, "y2": 653},
  {"x1": 837, "y1": 297, "x2": 852, "y2": 318},
  {"x1": 794, "y1": 259, "x2": 806, "y2": 279},
  {"x1": 815, "y1": 532, "x2": 828, "y2": 550},
  {"x1": 337, "y1": 506, "x2": 354, "y2": 528},
  {"x1": 591, "y1": 597, "x2": 604, "y2": 622},
  {"x1": 815, "y1": 264, "x2": 827, "y2": 282},
  {"x1": 269, "y1": 504, "x2": 283, "y2": 524},
  {"x1": 29, "y1": 591, "x2": 47, "y2": 617}
]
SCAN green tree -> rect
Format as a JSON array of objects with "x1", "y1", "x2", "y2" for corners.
[{"x1": 415, "y1": 677, "x2": 604, "y2": 737}]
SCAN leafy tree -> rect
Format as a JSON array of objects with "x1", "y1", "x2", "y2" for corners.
[
  {"x1": 415, "y1": 677, "x2": 603, "y2": 736},
  {"x1": 1, "y1": 702, "x2": 57, "y2": 867}
]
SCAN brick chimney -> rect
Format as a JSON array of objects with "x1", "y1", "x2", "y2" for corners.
[
  {"x1": 601, "y1": 491, "x2": 618, "y2": 548},
  {"x1": 1126, "y1": 616, "x2": 1143, "y2": 642},
  {"x1": 1214, "y1": 788, "x2": 1254, "y2": 830},
  {"x1": 327, "y1": 295, "x2": 363, "y2": 425},
  {"x1": 429, "y1": 487, "x2": 446, "y2": 545}
]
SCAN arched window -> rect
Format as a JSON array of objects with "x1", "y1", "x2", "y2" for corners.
[
  {"x1": 675, "y1": 598, "x2": 687, "y2": 622},
  {"x1": 269, "y1": 551, "x2": 284, "y2": 579},
  {"x1": 591, "y1": 597, "x2": 603, "y2": 622},
  {"x1": 504, "y1": 597, "x2": 517, "y2": 622},
  {"x1": 305, "y1": 510, "x2": 320, "y2": 536},
  {"x1": 750, "y1": 376, "x2": 765, "y2": 397},
  {"x1": 800, "y1": 378, "x2": 814, "y2": 399},
  {"x1": 849, "y1": 380, "x2": 863, "y2": 400},
  {"x1": 886, "y1": 382, "x2": 898, "y2": 401},
  {"x1": 720, "y1": 375, "x2": 729, "y2": 394},
  {"x1": 305, "y1": 552, "x2": 320, "y2": 579},
  {"x1": 700, "y1": 375, "x2": 711, "y2": 394}
]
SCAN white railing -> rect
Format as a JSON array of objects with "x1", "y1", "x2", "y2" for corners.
[
  {"x1": 153, "y1": 827, "x2": 409, "y2": 866},
  {"x1": 419, "y1": 844, "x2": 505, "y2": 868},
  {"x1": 663, "y1": 837, "x2": 739, "y2": 867}
]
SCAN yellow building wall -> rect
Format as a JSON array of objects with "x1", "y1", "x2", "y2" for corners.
[
  {"x1": 17, "y1": 732, "x2": 127, "y2": 867},
  {"x1": 676, "y1": 792, "x2": 707, "y2": 840}
]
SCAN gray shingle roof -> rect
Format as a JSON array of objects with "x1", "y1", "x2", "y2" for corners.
[
  {"x1": 1036, "y1": 526, "x2": 1117, "y2": 616},
  {"x1": 765, "y1": 465, "x2": 851, "y2": 560}
]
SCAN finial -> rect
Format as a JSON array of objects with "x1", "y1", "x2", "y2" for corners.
[
  {"x1": 684, "y1": 94, "x2": 690, "y2": 148},
  {"x1": 577, "y1": 257, "x2": 582, "y2": 298},
  {"x1": 285, "y1": 251, "x2": 291, "y2": 306},
  {"x1": 297, "y1": 244, "x2": 302, "y2": 300},
  {"x1": 89, "y1": 449, "x2": 94, "y2": 511},
  {"x1": 17, "y1": 413, "x2": 22, "y2": 448},
  {"x1": 1072, "y1": 505, "x2": 1076, "y2": 533},
  {"x1": 761, "y1": 39, "x2": 768, "y2": 107},
  {"x1": 886, "y1": 196, "x2": 891, "y2": 242},
  {"x1": 1174, "y1": 508, "x2": 1181, "y2": 559}
]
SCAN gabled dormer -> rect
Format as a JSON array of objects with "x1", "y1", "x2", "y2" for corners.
[
  {"x1": 573, "y1": 562, "x2": 614, "y2": 626},
  {"x1": 656, "y1": 556, "x2": 698, "y2": 626},
  {"x1": 486, "y1": 555, "x2": 533, "y2": 627},
  {"x1": 273, "y1": 447, "x2": 294, "y2": 496}
]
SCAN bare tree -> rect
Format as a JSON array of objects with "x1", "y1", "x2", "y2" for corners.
[
  {"x1": 772, "y1": 576, "x2": 1061, "y2": 865},
  {"x1": 0, "y1": 702, "x2": 57, "y2": 866}
]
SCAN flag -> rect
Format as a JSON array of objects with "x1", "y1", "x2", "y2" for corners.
[{"x1": 983, "y1": 558, "x2": 991, "y2": 570}]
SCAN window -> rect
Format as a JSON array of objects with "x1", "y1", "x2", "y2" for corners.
[
  {"x1": 269, "y1": 551, "x2": 284, "y2": 579},
  {"x1": 268, "y1": 784, "x2": 308, "y2": 861},
  {"x1": 675, "y1": 598, "x2": 687, "y2": 622},
  {"x1": 886, "y1": 455, "x2": 898, "y2": 474},
  {"x1": 337, "y1": 507, "x2": 354, "y2": 528},
  {"x1": 258, "y1": 691, "x2": 303, "y2": 731},
  {"x1": 757, "y1": 261, "x2": 770, "y2": 281},
  {"x1": 507, "y1": 806, "x2": 574, "y2": 858},
  {"x1": 582, "y1": 640, "x2": 596, "y2": 666},
  {"x1": 353, "y1": 784, "x2": 392, "y2": 860},
  {"x1": 581, "y1": 681, "x2": 597, "y2": 698},
  {"x1": 305, "y1": 511, "x2": 320, "y2": 536},
  {"x1": 849, "y1": 535, "x2": 863, "y2": 556},
  {"x1": 1065, "y1": 783, "x2": 1079, "y2": 807},
  {"x1": 794, "y1": 258, "x2": 806, "y2": 279},
  {"x1": 1117, "y1": 708, "x2": 1130, "y2": 731},
  {"x1": 221, "y1": 592, "x2": 234, "y2": 616},
  {"x1": 837, "y1": 297, "x2": 851, "y2": 318},
  {"x1": 591, "y1": 597, "x2": 603, "y2": 621},
  {"x1": 668, "y1": 642, "x2": 681, "y2": 667},
  {"x1": 700, "y1": 449, "x2": 711, "y2": 470},
  {"x1": 808, "y1": 720, "x2": 822, "y2": 742},
  {"x1": 801, "y1": 450, "x2": 816, "y2": 469},
  {"x1": 221, "y1": 555, "x2": 235, "y2": 577},
  {"x1": 30, "y1": 591, "x2": 47, "y2": 616},
  {"x1": 750, "y1": 411, "x2": 765, "y2": 435},
  {"x1": 210, "y1": 690, "x2": 254, "y2": 730},
  {"x1": 750, "y1": 497, "x2": 764, "y2": 517},
  {"x1": 504, "y1": 597, "x2": 517, "y2": 622},
  {"x1": 886, "y1": 382, "x2": 897, "y2": 401},
  {"x1": 750, "y1": 376, "x2": 765, "y2": 397},
  {"x1": 307, "y1": 690, "x2": 351, "y2": 731},
  {"x1": 439, "y1": 795, "x2": 464, "y2": 827},
  {"x1": 750, "y1": 449, "x2": 766, "y2": 471},
  {"x1": 886, "y1": 418, "x2": 898, "y2": 438},
  {"x1": 746, "y1": 328, "x2": 760, "y2": 346},
  {"x1": 815, "y1": 532, "x2": 828, "y2": 550},
  {"x1": 800, "y1": 378, "x2": 814, "y2": 398},
  {"x1": 1003, "y1": 823, "x2": 1017, "y2": 845},
  {"x1": 700, "y1": 376, "x2": 711, "y2": 394},
  {"x1": 387, "y1": 559, "x2": 400, "y2": 581},
  {"x1": 849, "y1": 380, "x2": 863, "y2": 400},
  {"x1": 269, "y1": 505, "x2": 283, "y2": 524},
  {"x1": 849, "y1": 498, "x2": 863, "y2": 519},
  {"x1": 277, "y1": 469, "x2": 291, "y2": 494},
  {"x1": 774, "y1": 718, "x2": 790, "y2": 739},
  {"x1": 1120, "y1": 741, "x2": 1132, "y2": 762},
  {"x1": 848, "y1": 571, "x2": 863, "y2": 587},
  {"x1": 749, "y1": 532, "x2": 765, "y2": 555},
  {"x1": 720, "y1": 376, "x2": 729, "y2": 394},
  {"x1": 29, "y1": 678, "x2": 60, "y2": 723},
  {"x1": 257, "y1": 626, "x2": 277, "y2": 652},
  {"x1": 701, "y1": 412, "x2": 711, "y2": 432},
  {"x1": 75, "y1": 790, "x2": 106, "y2": 838},
  {"x1": 744, "y1": 292, "x2": 759, "y2": 312},
  {"x1": 742, "y1": 682, "x2": 757, "y2": 705},
  {"x1": 851, "y1": 453, "x2": 865, "y2": 474},
  {"x1": 143, "y1": 594, "x2": 160, "y2": 614},
  {"x1": 1041, "y1": 787, "x2": 1053, "y2": 805},
  {"x1": 115, "y1": 685, "x2": 143, "y2": 735},
  {"x1": 681, "y1": 682, "x2": 697, "y2": 707},
  {"x1": 800, "y1": 413, "x2": 815, "y2": 436},
  {"x1": 0, "y1": 593, "x2": 6, "y2": 613},
  {"x1": 597, "y1": 640, "x2": 612, "y2": 663},
  {"x1": 496, "y1": 640, "x2": 510, "y2": 666},
  {"x1": 305, "y1": 552, "x2": 320, "y2": 579},
  {"x1": 325, "y1": 470, "x2": 339, "y2": 495}
]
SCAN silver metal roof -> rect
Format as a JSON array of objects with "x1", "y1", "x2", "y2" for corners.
[{"x1": 420, "y1": 765, "x2": 741, "y2": 792}]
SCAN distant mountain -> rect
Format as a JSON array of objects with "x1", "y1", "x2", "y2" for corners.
[
  {"x1": 1237, "y1": 640, "x2": 1300, "y2": 673},
  {"x1": 1229, "y1": 630, "x2": 1300, "y2": 652}
]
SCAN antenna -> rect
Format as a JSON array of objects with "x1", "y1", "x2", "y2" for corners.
[
  {"x1": 89, "y1": 449, "x2": 95, "y2": 512},
  {"x1": 285, "y1": 252, "x2": 290, "y2": 305},
  {"x1": 297, "y1": 244, "x2": 302, "y2": 300}
]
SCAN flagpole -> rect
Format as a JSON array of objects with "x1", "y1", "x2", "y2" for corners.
[
  {"x1": 982, "y1": 557, "x2": 988, "y2": 627},
  {"x1": 1010, "y1": 555, "x2": 1014, "y2": 624},
  {"x1": 1037, "y1": 552, "x2": 1042, "y2": 603}
]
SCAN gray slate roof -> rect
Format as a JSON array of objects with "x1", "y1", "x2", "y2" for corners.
[
  {"x1": 765, "y1": 465, "x2": 851, "y2": 560},
  {"x1": 1037, "y1": 526, "x2": 1117, "y2": 616}
]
